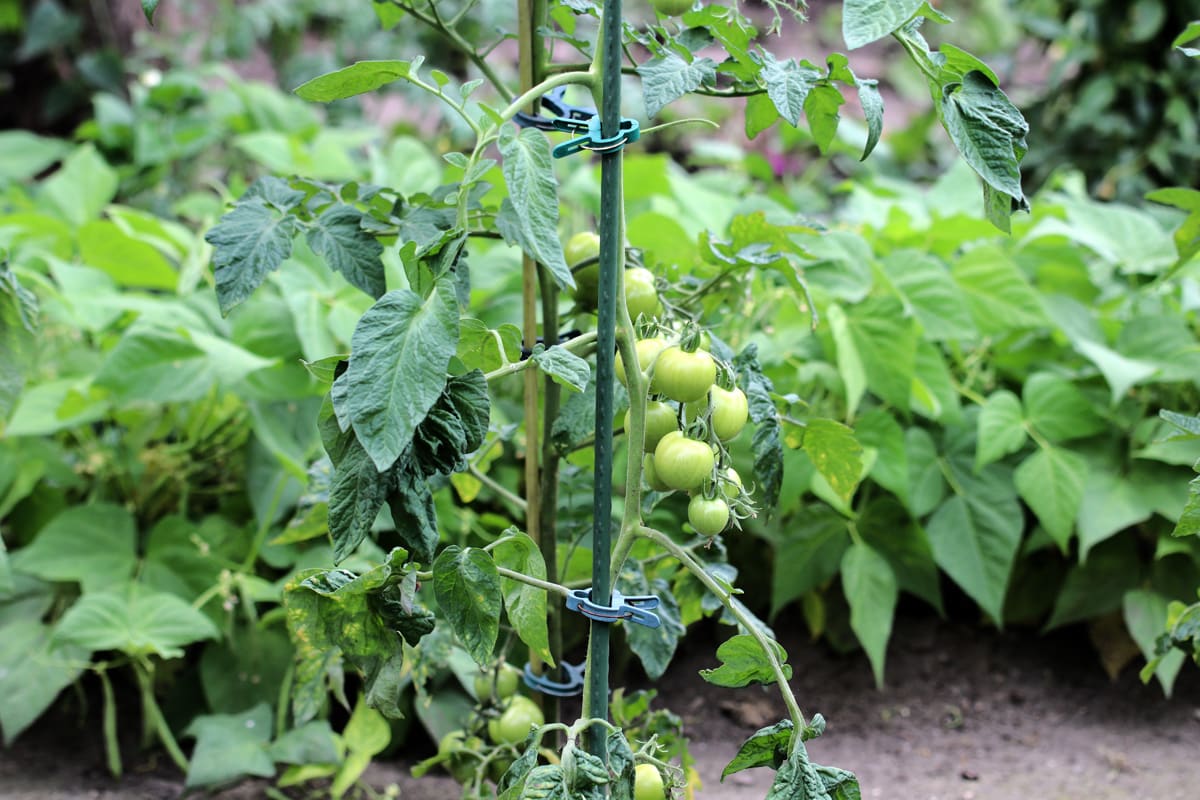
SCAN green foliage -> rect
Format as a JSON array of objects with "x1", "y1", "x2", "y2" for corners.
[{"x1": 23, "y1": 0, "x2": 1196, "y2": 797}]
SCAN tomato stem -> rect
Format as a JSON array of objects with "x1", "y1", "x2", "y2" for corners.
[{"x1": 635, "y1": 525, "x2": 808, "y2": 749}]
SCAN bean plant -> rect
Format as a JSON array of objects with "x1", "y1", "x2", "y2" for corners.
[{"x1": 182, "y1": 0, "x2": 1025, "y2": 797}]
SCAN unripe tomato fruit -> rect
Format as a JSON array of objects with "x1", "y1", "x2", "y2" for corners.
[
  {"x1": 624, "y1": 267, "x2": 661, "y2": 320},
  {"x1": 474, "y1": 663, "x2": 521, "y2": 702},
  {"x1": 616, "y1": 337, "x2": 667, "y2": 386},
  {"x1": 634, "y1": 763, "x2": 667, "y2": 800},
  {"x1": 487, "y1": 697, "x2": 543, "y2": 745},
  {"x1": 652, "y1": 346, "x2": 717, "y2": 403},
  {"x1": 566, "y1": 232, "x2": 601, "y2": 309},
  {"x1": 688, "y1": 495, "x2": 730, "y2": 536},
  {"x1": 654, "y1": 432, "x2": 715, "y2": 491},
  {"x1": 722, "y1": 466, "x2": 743, "y2": 499},
  {"x1": 627, "y1": 400, "x2": 678, "y2": 451},
  {"x1": 688, "y1": 386, "x2": 748, "y2": 441},
  {"x1": 643, "y1": 454, "x2": 672, "y2": 492},
  {"x1": 439, "y1": 731, "x2": 482, "y2": 783}
]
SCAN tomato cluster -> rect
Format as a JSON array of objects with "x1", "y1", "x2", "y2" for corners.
[
  {"x1": 437, "y1": 663, "x2": 543, "y2": 785},
  {"x1": 563, "y1": 230, "x2": 756, "y2": 538}
]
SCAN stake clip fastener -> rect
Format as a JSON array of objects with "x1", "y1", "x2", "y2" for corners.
[
  {"x1": 550, "y1": 116, "x2": 641, "y2": 159},
  {"x1": 565, "y1": 588, "x2": 661, "y2": 628},
  {"x1": 513, "y1": 86, "x2": 595, "y2": 131},
  {"x1": 522, "y1": 660, "x2": 586, "y2": 697}
]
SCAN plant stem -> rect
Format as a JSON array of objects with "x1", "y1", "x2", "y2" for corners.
[
  {"x1": 497, "y1": 71, "x2": 595, "y2": 125},
  {"x1": 497, "y1": 566, "x2": 572, "y2": 597},
  {"x1": 482, "y1": 330, "x2": 599, "y2": 382},
  {"x1": 400, "y1": 0, "x2": 516, "y2": 102},
  {"x1": 636, "y1": 525, "x2": 808, "y2": 749},
  {"x1": 134, "y1": 661, "x2": 190, "y2": 773},
  {"x1": 469, "y1": 463, "x2": 529, "y2": 512},
  {"x1": 97, "y1": 668, "x2": 122, "y2": 777}
]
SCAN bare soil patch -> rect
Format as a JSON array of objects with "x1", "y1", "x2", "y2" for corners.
[{"x1": 2, "y1": 615, "x2": 1198, "y2": 799}]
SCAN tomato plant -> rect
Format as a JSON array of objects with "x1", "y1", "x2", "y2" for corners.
[{"x1": 0, "y1": 0, "x2": 1040, "y2": 796}]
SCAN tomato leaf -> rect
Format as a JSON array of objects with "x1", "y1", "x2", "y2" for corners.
[
  {"x1": 305, "y1": 204, "x2": 385, "y2": 300},
  {"x1": 339, "y1": 279, "x2": 459, "y2": 472},
  {"x1": 294, "y1": 60, "x2": 418, "y2": 102},
  {"x1": 637, "y1": 52, "x2": 717, "y2": 119},
  {"x1": 734, "y1": 344, "x2": 783, "y2": 514},
  {"x1": 496, "y1": 126, "x2": 571, "y2": 289},
  {"x1": 803, "y1": 84, "x2": 845, "y2": 154},
  {"x1": 722, "y1": 720, "x2": 793, "y2": 779},
  {"x1": 842, "y1": 0, "x2": 924, "y2": 49},
  {"x1": 0, "y1": 267, "x2": 38, "y2": 407},
  {"x1": 617, "y1": 566, "x2": 684, "y2": 680},
  {"x1": 493, "y1": 531, "x2": 555, "y2": 666},
  {"x1": 206, "y1": 177, "x2": 306, "y2": 314},
  {"x1": 937, "y1": 71, "x2": 1029, "y2": 229},
  {"x1": 284, "y1": 549, "x2": 420, "y2": 722},
  {"x1": 699, "y1": 633, "x2": 790, "y2": 688},
  {"x1": 530, "y1": 344, "x2": 591, "y2": 393},
  {"x1": 765, "y1": 740, "x2": 860, "y2": 800},
  {"x1": 432, "y1": 546, "x2": 502, "y2": 667},
  {"x1": 760, "y1": 53, "x2": 821, "y2": 127}
]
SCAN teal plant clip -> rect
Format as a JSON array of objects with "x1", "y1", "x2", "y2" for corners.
[
  {"x1": 522, "y1": 660, "x2": 586, "y2": 697},
  {"x1": 565, "y1": 588, "x2": 661, "y2": 628},
  {"x1": 551, "y1": 116, "x2": 641, "y2": 159}
]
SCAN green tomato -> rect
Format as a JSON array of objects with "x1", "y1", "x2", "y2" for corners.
[
  {"x1": 654, "y1": 431, "x2": 715, "y2": 491},
  {"x1": 643, "y1": 453, "x2": 672, "y2": 492},
  {"x1": 566, "y1": 232, "x2": 601, "y2": 310},
  {"x1": 721, "y1": 466, "x2": 743, "y2": 499},
  {"x1": 474, "y1": 664, "x2": 521, "y2": 702},
  {"x1": 688, "y1": 495, "x2": 730, "y2": 536},
  {"x1": 688, "y1": 385, "x2": 749, "y2": 441},
  {"x1": 616, "y1": 337, "x2": 667, "y2": 387},
  {"x1": 488, "y1": 697, "x2": 544, "y2": 746},
  {"x1": 439, "y1": 731, "x2": 483, "y2": 783},
  {"x1": 634, "y1": 763, "x2": 667, "y2": 800},
  {"x1": 627, "y1": 400, "x2": 678, "y2": 452},
  {"x1": 652, "y1": 346, "x2": 717, "y2": 403},
  {"x1": 624, "y1": 267, "x2": 661, "y2": 320}
]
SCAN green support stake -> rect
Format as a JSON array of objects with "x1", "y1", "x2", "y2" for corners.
[{"x1": 585, "y1": 0, "x2": 626, "y2": 762}]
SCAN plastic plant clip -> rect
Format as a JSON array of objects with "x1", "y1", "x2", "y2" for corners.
[
  {"x1": 551, "y1": 116, "x2": 641, "y2": 158},
  {"x1": 565, "y1": 588, "x2": 662, "y2": 628},
  {"x1": 522, "y1": 660, "x2": 587, "y2": 697},
  {"x1": 513, "y1": 85, "x2": 596, "y2": 130}
]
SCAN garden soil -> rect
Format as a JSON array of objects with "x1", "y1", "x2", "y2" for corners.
[{"x1": 2, "y1": 615, "x2": 1198, "y2": 800}]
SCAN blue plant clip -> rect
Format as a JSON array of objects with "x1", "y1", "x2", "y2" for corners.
[
  {"x1": 522, "y1": 660, "x2": 586, "y2": 697},
  {"x1": 565, "y1": 588, "x2": 661, "y2": 628},
  {"x1": 551, "y1": 117, "x2": 641, "y2": 158}
]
